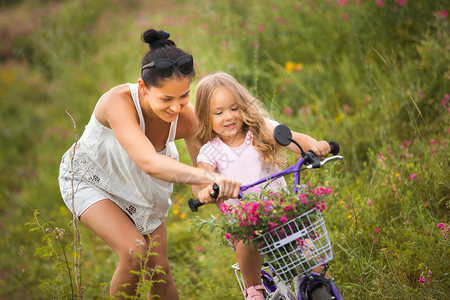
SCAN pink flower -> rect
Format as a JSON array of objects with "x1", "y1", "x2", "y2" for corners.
[
  {"x1": 375, "y1": 228, "x2": 380, "y2": 233},
  {"x1": 283, "y1": 108, "x2": 293, "y2": 115},
  {"x1": 395, "y1": 0, "x2": 406, "y2": 6},
  {"x1": 280, "y1": 214, "x2": 288, "y2": 223},
  {"x1": 367, "y1": 199, "x2": 373, "y2": 207},
  {"x1": 337, "y1": 0, "x2": 348, "y2": 6},
  {"x1": 408, "y1": 173, "x2": 417, "y2": 181},
  {"x1": 225, "y1": 233, "x2": 232, "y2": 240},
  {"x1": 377, "y1": 0, "x2": 384, "y2": 7},
  {"x1": 436, "y1": 10, "x2": 448, "y2": 19}
]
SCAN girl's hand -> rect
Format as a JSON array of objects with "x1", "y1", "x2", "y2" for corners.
[{"x1": 310, "y1": 141, "x2": 331, "y2": 159}]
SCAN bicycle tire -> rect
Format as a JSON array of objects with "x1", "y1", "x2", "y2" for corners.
[{"x1": 310, "y1": 286, "x2": 333, "y2": 300}]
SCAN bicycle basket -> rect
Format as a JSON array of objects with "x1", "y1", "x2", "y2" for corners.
[{"x1": 254, "y1": 207, "x2": 333, "y2": 283}]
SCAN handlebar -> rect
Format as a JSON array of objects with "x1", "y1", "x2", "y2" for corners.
[
  {"x1": 188, "y1": 184, "x2": 219, "y2": 212},
  {"x1": 188, "y1": 140, "x2": 341, "y2": 212}
]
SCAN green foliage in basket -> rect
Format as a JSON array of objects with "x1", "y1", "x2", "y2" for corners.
[{"x1": 196, "y1": 183, "x2": 333, "y2": 247}]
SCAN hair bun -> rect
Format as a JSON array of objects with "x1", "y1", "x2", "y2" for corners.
[{"x1": 142, "y1": 29, "x2": 175, "y2": 49}]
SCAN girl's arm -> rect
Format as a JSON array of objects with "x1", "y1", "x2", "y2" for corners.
[
  {"x1": 95, "y1": 86, "x2": 240, "y2": 198},
  {"x1": 266, "y1": 121, "x2": 330, "y2": 158}
]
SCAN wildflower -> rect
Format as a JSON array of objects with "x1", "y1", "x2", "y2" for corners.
[
  {"x1": 283, "y1": 108, "x2": 293, "y2": 115},
  {"x1": 437, "y1": 223, "x2": 449, "y2": 239},
  {"x1": 257, "y1": 24, "x2": 266, "y2": 32},
  {"x1": 373, "y1": 238, "x2": 378, "y2": 244},
  {"x1": 419, "y1": 270, "x2": 432, "y2": 285},
  {"x1": 280, "y1": 214, "x2": 288, "y2": 223},
  {"x1": 285, "y1": 61, "x2": 295, "y2": 72},
  {"x1": 436, "y1": 10, "x2": 448, "y2": 19},
  {"x1": 180, "y1": 212, "x2": 186, "y2": 219},
  {"x1": 408, "y1": 173, "x2": 417, "y2": 181},
  {"x1": 367, "y1": 199, "x2": 373, "y2": 207},
  {"x1": 376, "y1": 0, "x2": 384, "y2": 7},
  {"x1": 395, "y1": 0, "x2": 406, "y2": 6},
  {"x1": 196, "y1": 246, "x2": 205, "y2": 252},
  {"x1": 336, "y1": 0, "x2": 348, "y2": 6},
  {"x1": 375, "y1": 228, "x2": 380, "y2": 233},
  {"x1": 225, "y1": 233, "x2": 232, "y2": 240}
]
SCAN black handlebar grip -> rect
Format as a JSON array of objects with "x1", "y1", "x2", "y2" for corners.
[
  {"x1": 188, "y1": 184, "x2": 219, "y2": 212},
  {"x1": 329, "y1": 141, "x2": 340, "y2": 155}
]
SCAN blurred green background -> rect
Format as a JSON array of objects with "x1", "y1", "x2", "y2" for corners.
[{"x1": 0, "y1": 0, "x2": 448, "y2": 299}]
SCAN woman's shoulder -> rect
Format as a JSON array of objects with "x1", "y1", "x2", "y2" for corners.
[{"x1": 94, "y1": 84, "x2": 136, "y2": 127}]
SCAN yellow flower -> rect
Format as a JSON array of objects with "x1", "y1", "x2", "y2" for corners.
[
  {"x1": 347, "y1": 215, "x2": 352, "y2": 219},
  {"x1": 285, "y1": 61, "x2": 295, "y2": 72},
  {"x1": 173, "y1": 208, "x2": 179, "y2": 215},
  {"x1": 334, "y1": 113, "x2": 343, "y2": 124},
  {"x1": 59, "y1": 206, "x2": 68, "y2": 216},
  {"x1": 395, "y1": 173, "x2": 400, "y2": 178},
  {"x1": 285, "y1": 62, "x2": 303, "y2": 72},
  {"x1": 180, "y1": 213, "x2": 186, "y2": 219}
]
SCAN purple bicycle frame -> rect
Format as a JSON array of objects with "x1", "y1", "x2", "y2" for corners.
[{"x1": 238, "y1": 157, "x2": 306, "y2": 198}]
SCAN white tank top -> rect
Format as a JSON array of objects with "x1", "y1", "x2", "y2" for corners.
[{"x1": 62, "y1": 83, "x2": 179, "y2": 233}]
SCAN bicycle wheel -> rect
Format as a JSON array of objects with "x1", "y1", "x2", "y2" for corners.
[{"x1": 309, "y1": 286, "x2": 333, "y2": 300}]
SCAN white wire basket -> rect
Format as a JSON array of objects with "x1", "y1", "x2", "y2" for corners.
[{"x1": 253, "y1": 207, "x2": 333, "y2": 283}]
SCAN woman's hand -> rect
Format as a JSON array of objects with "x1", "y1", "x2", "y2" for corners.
[
  {"x1": 310, "y1": 141, "x2": 331, "y2": 159},
  {"x1": 198, "y1": 174, "x2": 240, "y2": 203}
]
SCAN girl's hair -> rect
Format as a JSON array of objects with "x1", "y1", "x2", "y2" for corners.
[
  {"x1": 140, "y1": 29, "x2": 195, "y2": 87},
  {"x1": 195, "y1": 72, "x2": 283, "y2": 166}
]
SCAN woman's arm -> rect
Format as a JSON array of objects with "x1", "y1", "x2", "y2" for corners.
[
  {"x1": 95, "y1": 86, "x2": 239, "y2": 198},
  {"x1": 192, "y1": 162, "x2": 220, "y2": 204}
]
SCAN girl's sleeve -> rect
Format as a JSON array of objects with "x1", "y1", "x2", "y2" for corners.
[
  {"x1": 196, "y1": 142, "x2": 218, "y2": 169},
  {"x1": 266, "y1": 118, "x2": 280, "y2": 127}
]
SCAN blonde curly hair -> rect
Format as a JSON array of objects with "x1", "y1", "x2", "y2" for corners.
[{"x1": 195, "y1": 72, "x2": 283, "y2": 166}]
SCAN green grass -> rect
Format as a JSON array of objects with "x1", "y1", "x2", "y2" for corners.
[{"x1": 0, "y1": 0, "x2": 449, "y2": 299}]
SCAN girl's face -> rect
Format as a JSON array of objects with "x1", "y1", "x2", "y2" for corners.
[
  {"x1": 210, "y1": 88, "x2": 245, "y2": 145},
  {"x1": 142, "y1": 77, "x2": 191, "y2": 122}
]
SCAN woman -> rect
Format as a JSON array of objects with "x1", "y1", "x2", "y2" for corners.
[{"x1": 58, "y1": 29, "x2": 240, "y2": 299}]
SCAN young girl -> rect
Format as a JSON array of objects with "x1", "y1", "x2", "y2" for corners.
[
  {"x1": 58, "y1": 31, "x2": 240, "y2": 299},
  {"x1": 193, "y1": 72, "x2": 331, "y2": 299}
]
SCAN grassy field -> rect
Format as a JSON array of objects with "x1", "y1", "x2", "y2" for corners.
[{"x1": 0, "y1": 0, "x2": 449, "y2": 299}]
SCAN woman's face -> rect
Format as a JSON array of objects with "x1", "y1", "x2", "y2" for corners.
[{"x1": 144, "y1": 77, "x2": 191, "y2": 122}]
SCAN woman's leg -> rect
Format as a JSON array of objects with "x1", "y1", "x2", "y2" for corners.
[
  {"x1": 79, "y1": 199, "x2": 154, "y2": 298},
  {"x1": 144, "y1": 222, "x2": 179, "y2": 300}
]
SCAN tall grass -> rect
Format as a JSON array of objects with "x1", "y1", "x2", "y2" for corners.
[{"x1": 0, "y1": 0, "x2": 448, "y2": 299}]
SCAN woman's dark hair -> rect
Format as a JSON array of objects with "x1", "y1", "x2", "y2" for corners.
[{"x1": 141, "y1": 29, "x2": 195, "y2": 87}]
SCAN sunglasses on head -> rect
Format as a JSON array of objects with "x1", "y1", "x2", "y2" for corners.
[{"x1": 141, "y1": 55, "x2": 194, "y2": 77}]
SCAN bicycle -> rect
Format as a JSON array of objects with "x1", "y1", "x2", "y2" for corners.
[{"x1": 189, "y1": 124, "x2": 344, "y2": 300}]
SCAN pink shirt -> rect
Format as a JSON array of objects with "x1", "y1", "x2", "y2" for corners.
[{"x1": 197, "y1": 131, "x2": 286, "y2": 202}]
